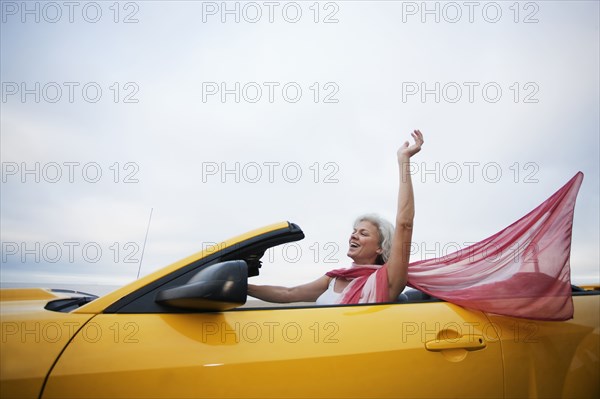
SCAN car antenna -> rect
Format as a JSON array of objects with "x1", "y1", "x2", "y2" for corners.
[{"x1": 137, "y1": 207, "x2": 153, "y2": 279}]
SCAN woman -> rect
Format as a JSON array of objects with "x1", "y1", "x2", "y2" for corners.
[{"x1": 248, "y1": 130, "x2": 424, "y2": 304}]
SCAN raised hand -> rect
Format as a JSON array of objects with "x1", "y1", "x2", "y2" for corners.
[{"x1": 397, "y1": 130, "x2": 424, "y2": 160}]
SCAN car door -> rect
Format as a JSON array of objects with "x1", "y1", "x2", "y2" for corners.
[{"x1": 43, "y1": 299, "x2": 503, "y2": 398}]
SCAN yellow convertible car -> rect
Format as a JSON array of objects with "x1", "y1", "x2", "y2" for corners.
[{"x1": 1, "y1": 222, "x2": 599, "y2": 398}]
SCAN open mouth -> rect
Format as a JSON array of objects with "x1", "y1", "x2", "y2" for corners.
[{"x1": 349, "y1": 242, "x2": 360, "y2": 248}]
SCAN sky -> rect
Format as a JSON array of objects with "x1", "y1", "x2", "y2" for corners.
[{"x1": 1, "y1": 0, "x2": 599, "y2": 295}]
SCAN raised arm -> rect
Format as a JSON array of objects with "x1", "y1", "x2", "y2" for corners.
[
  {"x1": 247, "y1": 275, "x2": 330, "y2": 303},
  {"x1": 385, "y1": 130, "x2": 424, "y2": 301}
]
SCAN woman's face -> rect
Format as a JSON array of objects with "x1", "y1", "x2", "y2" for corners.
[{"x1": 347, "y1": 220, "x2": 383, "y2": 265}]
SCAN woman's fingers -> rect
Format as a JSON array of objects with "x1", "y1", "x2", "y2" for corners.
[
  {"x1": 413, "y1": 130, "x2": 424, "y2": 143},
  {"x1": 412, "y1": 130, "x2": 424, "y2": 146}
]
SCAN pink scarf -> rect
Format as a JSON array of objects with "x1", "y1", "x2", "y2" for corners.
[
  {"x1": 327, "y1": 172, "x2": 584, "y2": 321},
  {"x1": 326, "y1": 264, "x2": 389, "y2": 304}
]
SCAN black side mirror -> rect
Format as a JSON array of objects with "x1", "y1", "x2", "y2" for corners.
[{"x1": 155, "y1": 260, "x2": 248, "y2": 311}]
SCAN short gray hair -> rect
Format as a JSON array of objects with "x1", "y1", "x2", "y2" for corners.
[{"x1": 353, "y1": 214, "x2": 394, "y2": 265}]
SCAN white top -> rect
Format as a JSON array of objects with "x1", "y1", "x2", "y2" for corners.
[{"x1": 315, "y1": 277, "x2": 343, "y2": 305}]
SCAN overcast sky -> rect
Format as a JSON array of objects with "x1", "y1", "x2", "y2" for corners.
[{"x1": 1, "y1": 0, "x2": 598, "y2": 295}]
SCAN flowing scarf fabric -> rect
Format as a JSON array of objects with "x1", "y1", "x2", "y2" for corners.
[
  {"x1": 326, "y1": 172, "x2": 584, "y2": 321},
  {"x1": 326, "y1": 265, "x2": 390, "y2": 304}
]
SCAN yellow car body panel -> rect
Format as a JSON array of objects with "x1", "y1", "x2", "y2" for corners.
[
  {"x1": 0, "y1": 290, "x2": 94, "y2": 399},
  {"x1": 0, "y1": 288, "x2": 62, "y2": 302},
  {"x1": 44, "y1": 302, "x2": 504, "y2": 398},
  {"x1": 488, "y1": 295, "x2": 600, "y2": 398}
]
